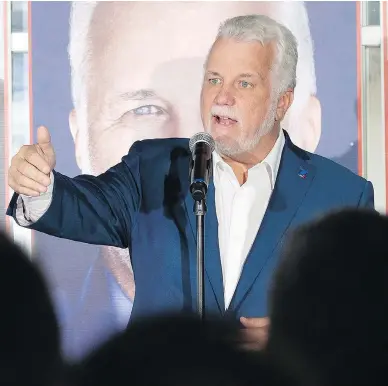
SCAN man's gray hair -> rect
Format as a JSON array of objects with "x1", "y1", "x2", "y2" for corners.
[
  {"x1": 68, "y1": 1, "x2": 316, "y2": 127},
  {"x1": 215, "y1": 14, "x2": 297, "y2": 96}
]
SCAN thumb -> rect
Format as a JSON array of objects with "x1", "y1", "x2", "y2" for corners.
[
  {"x1": 240, "y1": 317, "x2": 270, "y2": 328},
  {"x1": 36, "y1": 126, "x2": 55, "y2": 170},
  {"x1": 37, "y1": 125, "x2": 51, "y2": 147}
]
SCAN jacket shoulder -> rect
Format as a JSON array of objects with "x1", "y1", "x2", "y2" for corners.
[
  {"x1": 123, "y1": 138, "x2": 190, "y2": 162},
  {"x1": 308, "y1": 150, "x2": 367, "y2": 187}
]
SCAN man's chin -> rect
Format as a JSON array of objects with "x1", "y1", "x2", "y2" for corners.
[
  {"x1": 209, "y1": 128, "x2": 239, "y2": 153},
  {"x1": 209, "y1": 122, "x2": 240, "y2": 140},
  {"x1": 214, "y1": 140, "x2": 242, "y2": 157}
]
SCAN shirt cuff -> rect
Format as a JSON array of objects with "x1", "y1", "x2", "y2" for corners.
[{"x1": 15, "y1": 171, "x2": 55, "y2": 226}]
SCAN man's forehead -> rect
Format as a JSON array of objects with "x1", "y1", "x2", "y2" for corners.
[
  {"x1": 88, "y1": 1, "x2": 276, "y2": 73},
  {"x1": 205, "y1": 38, "x2": 274, "y2": 80},
  {"x1": 86, "y1": 1, "x2": 276, "y2": 101},
  {"x1": 90, "y1": 1, "x2": 275, "y2": 42}
]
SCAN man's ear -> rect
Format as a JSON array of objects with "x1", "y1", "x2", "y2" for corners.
[
  {"x1": 69, "y1": 109, "x2": 83, "y2": 169},
  {"x1": 276, "y1": 89, "x2": 294, "y2": 121}
]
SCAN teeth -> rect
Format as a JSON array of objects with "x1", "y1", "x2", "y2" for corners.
[{"x1": 212, "y1": 114, "x2": 237, "y2": 124}]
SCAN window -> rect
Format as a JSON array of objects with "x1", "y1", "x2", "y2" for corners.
[
  {"x1": 11, "y1": 1, "x2": 28, "y2": 33},
  {"x1": 11, "y1": 52, "x2": 29, "y2": 157},
  {"x1": 366, "y1": 1, "x2": 380, "y2": 26}
]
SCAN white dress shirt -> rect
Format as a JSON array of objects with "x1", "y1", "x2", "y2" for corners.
[
  {"x1": 213, "y1": 131, "x2": 285, "y2": 308},
  {"x1": 15, "y1": 131, "x2": 285, "y2": 309}
]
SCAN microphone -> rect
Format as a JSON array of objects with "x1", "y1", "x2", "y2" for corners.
[{"x1": 189, "y1": 132, "x2": 215, "y2": 201}]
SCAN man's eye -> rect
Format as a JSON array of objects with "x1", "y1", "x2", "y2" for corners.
[
  {"x1": 209, "y1": 78, "x2": 221, "y2": 85},
  {"x1": 131, "y1": 105, "x2": 165, "y2": 116},
  {"x1": 240, "y1": 81, "x2": 253, "y2": 89}
]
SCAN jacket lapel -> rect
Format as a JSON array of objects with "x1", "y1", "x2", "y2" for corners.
[
  {"x1": 228, "y1": 133, "x2": 316, "y2": 311},
  {"x1": 178, "y1": 150, "x2": 225, "y2": 314}
]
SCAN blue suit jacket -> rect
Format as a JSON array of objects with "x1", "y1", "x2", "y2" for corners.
[{"x1": 8, "y1": 132, "x2": 374, "y2": 321}]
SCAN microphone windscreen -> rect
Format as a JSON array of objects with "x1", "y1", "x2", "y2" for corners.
[{"x1": 189, "y1": 132, "x2": 215, "y2": 154}]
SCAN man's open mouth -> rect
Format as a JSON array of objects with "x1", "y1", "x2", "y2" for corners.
[{"x1": 212, "y1": 115, "x2": 238, "y2": 126}]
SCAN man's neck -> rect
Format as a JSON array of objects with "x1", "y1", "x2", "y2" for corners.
[{"x1": 221, "y1": 127, "x2": 280, "y2": 186}]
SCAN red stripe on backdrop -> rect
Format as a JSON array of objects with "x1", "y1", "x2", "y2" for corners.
[
  {"x1": 356, "y1": 2, "x2": 363, "y2": 177},
  {"x1": 3, "y1": 2, "x2": 10, "y2": 236},
  {"x1": 28, "y1": 0, "x2": 34, "y2": 251}
]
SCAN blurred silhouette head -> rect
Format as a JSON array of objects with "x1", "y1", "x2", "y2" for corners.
[
  {"x1": 267, "y1": 208, "x2": 388, "y2": 386},
  {"x1": 69, "y1": 313, "x2": 298, "y2": 386},
  {"x1": 0, "y1": 232, "x2": 61, "y2": 386}
]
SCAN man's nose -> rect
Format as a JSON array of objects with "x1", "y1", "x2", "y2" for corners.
[{"x1": 214, "y1": 88, "x2": 235, "y2": 106}]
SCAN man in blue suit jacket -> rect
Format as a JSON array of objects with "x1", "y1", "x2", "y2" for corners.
[{"x1": 7, "y1": 15, "x2": 373, "y2": 348}]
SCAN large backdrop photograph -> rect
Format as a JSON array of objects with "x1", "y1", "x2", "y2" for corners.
[{"x1": 30, "y1": 1, "x2": 359, "y2": 360}]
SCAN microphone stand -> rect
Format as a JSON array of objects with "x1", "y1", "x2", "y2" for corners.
[
  {"x1": 189, "y1": 136, "x2": 214, "y2": 321},
  {"x1": 194, "y1": 199, "x2": 206, "y2": 320}
]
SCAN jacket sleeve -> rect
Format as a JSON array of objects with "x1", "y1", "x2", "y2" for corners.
[{"x1": 6, "y1": 146, "x2": 142, "y2": 249}]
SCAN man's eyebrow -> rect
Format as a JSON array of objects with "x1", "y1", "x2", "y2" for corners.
[
  {"x1": 239, "y1": 72, "x2": 266, "y2": 80},
  {"x1": 239, "y1": 73, "x2": 256, "y2": 78},
  {"x1": 205, "y1": 71, "x2": 265, "y2": 80},
  {"x1": 119, "y1": 89, "x2": 158, "y2": 101},
  {"x1": 206, "y1": 71, "x2": 222, "y2": 77}
]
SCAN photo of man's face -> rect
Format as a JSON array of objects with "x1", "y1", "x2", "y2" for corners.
[{"x1": 68, "y1": 1, "x2": 321, "y2": 301}]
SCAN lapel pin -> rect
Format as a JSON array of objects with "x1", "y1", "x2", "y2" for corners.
[{"x1": 298, "y1": 167, "x2": 308, "y2": 179}]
